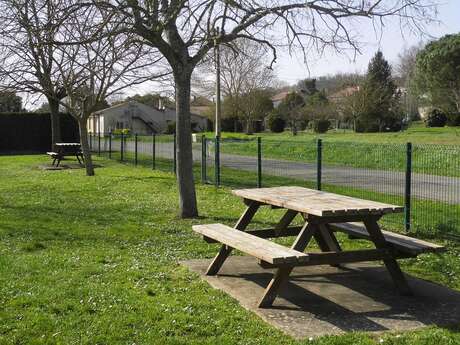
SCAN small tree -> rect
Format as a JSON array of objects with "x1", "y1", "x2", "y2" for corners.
[
  {"x1": 279, "y1": 92, "x2": 305, "y2": 135},
  {"x1": 267, "y1": 110, "x2": 286, "y2": 133},
  {"x1": 303, "y1": 91, "x2": 337, "y2": 133},
  {"x1": 237, "y1": 89, "x2": 273, "y2": 134},
  {"x1": 396, "y1": 44, "x2": 423, "y2": 121}
]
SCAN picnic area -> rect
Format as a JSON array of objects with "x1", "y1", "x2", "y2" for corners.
[{"x1": 1, "y1": 154, "x2": 460, "y2": 344}]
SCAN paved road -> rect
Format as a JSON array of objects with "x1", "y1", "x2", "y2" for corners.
[{"x1": 120, "y1": 141, "x2": 459, "y2": 204}]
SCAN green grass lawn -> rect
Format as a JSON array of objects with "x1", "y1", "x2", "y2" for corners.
[
  {"x1": 108, "y1": 150, "x2": 460, "y2": 238},
  {"x1": 1, "y1": 155, "x2": 460, "y2": 344},
  {"x1": 205, "y1": 122, "x2": 460, "y2": 145},
  {"x1": 198, "y1": 123, "x2": 460, "y2": 177}
]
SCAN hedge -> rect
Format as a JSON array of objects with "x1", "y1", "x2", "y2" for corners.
[{"x1": 0, "y1": 112, "x2": 79, "y2": 153}]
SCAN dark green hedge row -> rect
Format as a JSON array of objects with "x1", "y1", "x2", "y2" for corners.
[{"x1": 0, "y1": 112, "x2": 79, "y2": 152}]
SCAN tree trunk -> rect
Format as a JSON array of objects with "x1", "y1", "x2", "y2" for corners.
[
  {"x1": 78, "y1": 118, "x2": 95, "y2": 176},
  {"x1": 174, "y1": 69, "x2": 198, "y2": 218},
  {"x1": 245, "y1": 119, "x2": 253, "y2": 135},
  {"x1": 292, "y1": 120, "x2": 297, "y2": 135},
  {"x1": 48, "y1": 98, "x2": 61, "y2": 151}
]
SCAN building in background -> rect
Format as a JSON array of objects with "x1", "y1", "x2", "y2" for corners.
[
  {"x1": 87, "y1": 100, "x2": 208, "y2": 134},
  {"x1": 270, "y1": 91, "x2": 290, "y2": 108}
]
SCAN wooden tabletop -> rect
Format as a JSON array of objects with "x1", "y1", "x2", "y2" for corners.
[{"x1": 232, "y1": 186, "x2": 404, "y2": 217}]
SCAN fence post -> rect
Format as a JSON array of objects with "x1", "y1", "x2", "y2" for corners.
[
  {"x1": 120, "y1": 132, "x2": 124, "y2": 161},
  {"x1": 134, "y1": 133, "x2": 138, "y2": 166},
  {"x1": 215, "y1": 135, "x2": 220, "y2": 187},
  {"x1": 201, "y1": 135, "x2": 206, "y2": 184},
  {"x1": 152, "y1": 133, "x2": 156, "y2": 170},
  {"x1": 316, "y1": 139, "x2": 322, "y2": 190},
  {"x1": 173, "y1": 133, "x2": 177, "y2": 174},
  {"x1": 109, "y1": 132, "x2": 112, "y2": 159},
  {"x1": 405, "y1": 142, "x2": 412, "y2": 232},
  {"x1": 98, "y1": 132, "x2": 101, "y2": 155},
  {"x1": 257, "y1": 137, "x2": 262, "y2": 188}
]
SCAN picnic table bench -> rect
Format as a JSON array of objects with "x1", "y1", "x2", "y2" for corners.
[
  {"x1": 193, "y1": 186, "x2": 445, "y2": 308},
  {"x1": 47, "y1": 143, "x2": 84, "y2": 167}
]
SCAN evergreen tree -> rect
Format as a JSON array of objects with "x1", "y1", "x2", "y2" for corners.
[
  {"x1": 297, "y1": 78, "x2": 319, "y2": 96},
  {"x1": 356, "y1": 51, "x2": 402, "y2": 132},
  {"x1": 279, "y1": 92, "x2": 305, "y2": 135},
  {"x1": 415, "y1": 33, "x2": 460, "y2": 113}
]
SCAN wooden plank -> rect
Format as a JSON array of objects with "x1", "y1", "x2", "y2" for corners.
[
  {"x1": 194, "y1": 224, "x2": 309, "y2": 265},
  {"x1": 307, "y1": 249, "x2": 391, "y2": 265},
  {"x1": 203, "y1": 226, "x2": 303, "y2": 243},
  {"x1": 259, "y1": 249, "x2": 401, "y2": 268},
  {"x1": 330, "y1": 222, "x2": 445, "y2": 255},
  {"x1": 232, "y1": 187, "x2": 404, "y2": 217}
]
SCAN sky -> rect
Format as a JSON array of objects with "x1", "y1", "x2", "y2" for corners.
[
  {"x1": 28, "y1": 1, "x2": 460, "y2": 108},
  {"x1": 274, "y1": 1, "x2": 460, "y2": 84}
]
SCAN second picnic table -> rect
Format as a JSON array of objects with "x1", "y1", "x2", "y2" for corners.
[
  {"x1": 193, "y1": 186, "x2": 444, "y2": 308},
  {"x1": 47, "y1": 143, "x2": 84, "y2": 166}
]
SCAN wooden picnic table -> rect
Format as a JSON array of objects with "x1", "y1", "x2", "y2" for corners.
[
  {"x1": 47, "y1": 142, "x2": 84, "y2": 166},
  {"x1": 193, "y1": 186, "x2": 444, "y2": 308}
]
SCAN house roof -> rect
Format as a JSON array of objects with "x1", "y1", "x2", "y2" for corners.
[
  {"x1": 93, "y1": 100, "x2": 157, "y2": 115},
  {"x1": 271, "y1": 91, "x2": 290, "y2": 102},
  {"x1": 328, "y1": 86, "x2": 360, "y2": 102},
  {"x1": 191, "y1": 105, "x2": 211, "y2": 117},
  {"x1": 94, "y1": 99, "x2": 207, "y2": 118}
]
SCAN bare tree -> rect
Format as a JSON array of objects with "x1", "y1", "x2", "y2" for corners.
[
  {"x1": 396, "y1": 44, "x2": 424, "y2": 120},
  {"x1": 212, "y1": 39, "x2": 276, "y2": 131},
  {"x1": 0, "y1": 0, "x2": 72, "y2": 148},
  {"x1": 93, "y1": 0, "x2": 437, "y2": 218},
  {"x1": 54, "y1": 5, "x2": 167, "y2": 176}
]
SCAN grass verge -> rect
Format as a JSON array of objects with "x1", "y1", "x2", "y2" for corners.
[{"x1": 1, "y1": 154, "x2": 459, "y2": 344}]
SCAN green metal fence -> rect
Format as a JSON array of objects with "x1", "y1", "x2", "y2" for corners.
[{"x1": 89, "y1": 132, "x2": 460, "y2": 239}]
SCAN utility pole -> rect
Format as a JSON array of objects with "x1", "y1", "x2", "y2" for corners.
[{"x1": 214, "y1": 27, "x2": 221, "y2": 137}]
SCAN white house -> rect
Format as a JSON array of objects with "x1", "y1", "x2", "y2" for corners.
[{"x1": 87, "y1": 100, "x2": 208, "y2": 134}]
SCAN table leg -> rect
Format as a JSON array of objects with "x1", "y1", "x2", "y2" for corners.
[
  {"x1": 258, "y1": 267, "x2": 293, "y2": 308},
  {"x1": 274, "y1": 210, "x2": 298, "y2": 236},
  {"x1": 206, "y1": 201, "x2": 260, "y2": 275},
  {"x1": 364, "y1": 218, "x2": 412, "y2": 296},
  {"x1": 258, "y1": 222, "x2": 318, "y2": 308},
  {"x1": 318, "y1": 224, "x2": 342, "y2": 252}
]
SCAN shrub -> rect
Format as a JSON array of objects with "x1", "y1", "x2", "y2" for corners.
[
  {"x1": 267, "y1": 113, "x2": 286, "y2": 133},
  {"x1": 425, "y1": 108, "x2": 447, "y2": 127},
  {"x1": 112, "y1": 128, "x2": 131, "y2": 135},
  {"x1": 447, "y1": 112, "x2": 460, "y2": 126},
  {"x1": 313, "y1": 119, "x2": 331, "y2": 133}
]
